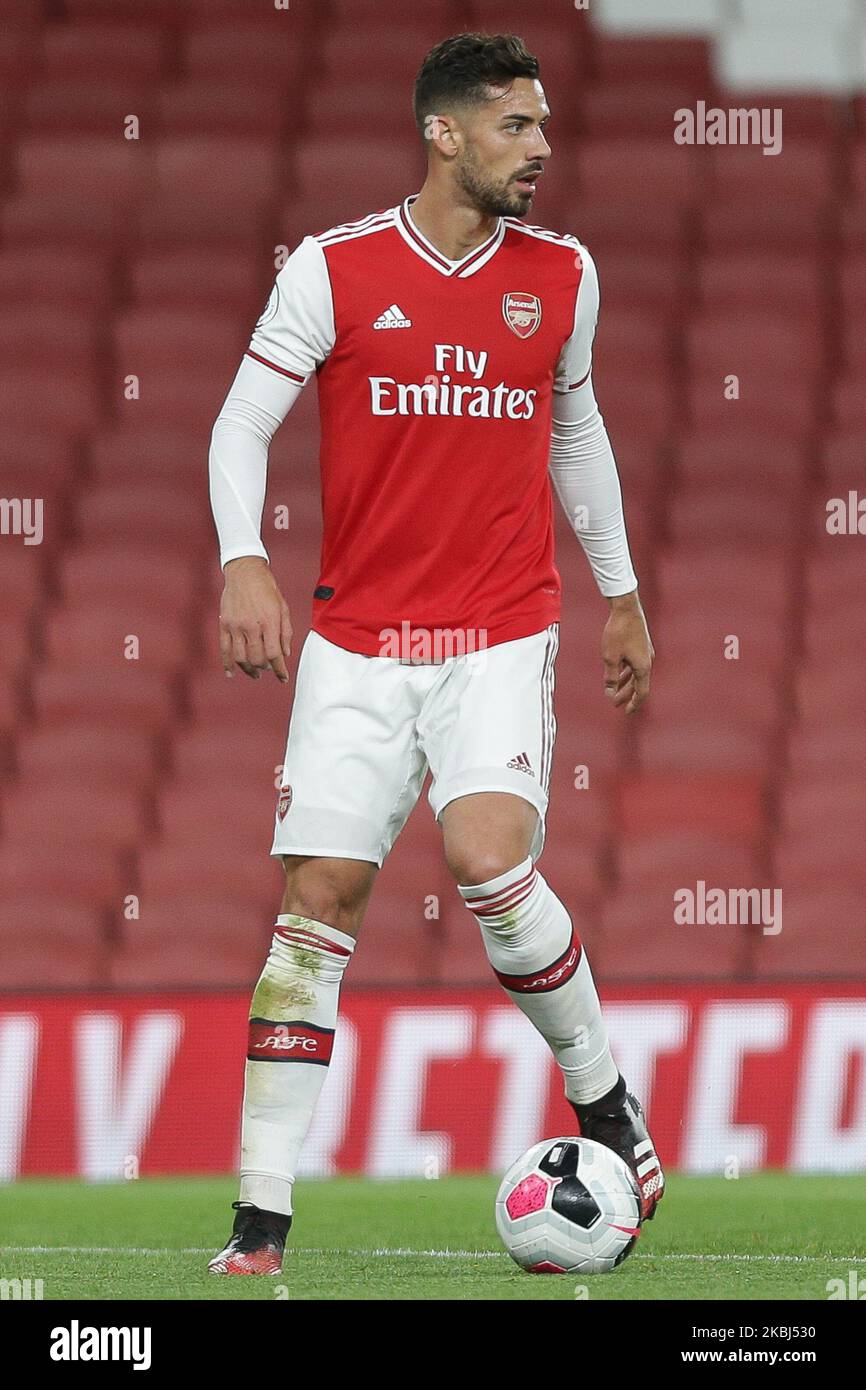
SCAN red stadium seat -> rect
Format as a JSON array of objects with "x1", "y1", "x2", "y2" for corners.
[
  {"x1": 530, "y1": 839, "x2": 607, "y2": 907},
  {"x1": 598, "y1": 886, "x2": 746, "y2": 981},
  {"x1": 820, "y1": 429, "x2": 866, "y2": 492},
  {"x1": 62, "y1": 0, "x2": 183, "y2": 21},
  {"x1": 0, "y1": 248, "x2": 110, "y2": 309},
  {"x1": 0, "y1": 548, "x2": 45, "y2": 615},
  {"x1": 58, "y1": 546, "x2": 199, "y2": 608},
  {"x1": 24, "y1": 80, "x2": 156, "y2": 135},
  {"x1": 156, "y1": 782, "x2": 277, "y2": 850},
  {"x1": 618, "y1": 832, "x2": 761, "y2": 888},
  {"x1": 130, "y1": 249, "x2": 263, "y2": 314},
  {"x1": 157, "y1": 81, "x2": 286, "y2": 138},
  {"x1": 582, "y1": 83, "x2": 705, "y2": 137},
  {"x1": 786, "y1": 722, "x2": 866, "y2": 777},
  {"x1": 685, "y1": 312, "x2": 824, "y2": 380},
  {"x1": 592, "y1": 36, "x2": 712, "y2": 86},
  {"x1": 135, "y1": 194, "x2": 267, "y2": 255},
  {"x1": 0, "y1": 24, "x2": 41, "y2": 88},
  {"x1": 831, "y1": 369, "x2": 866, "y2": 428},
  {"x1": 295, "y1": 137, "x2": 425, "y2": 207},
  {"x1": 42, "y1": 605, "x2": 190, "y2": 673},
  {"x1": 780, "y1": 775, "x2": 866, "y2": 836},
  {"x1": 847, "y1": 143, "x2": 866, "y2": 202},
  {"x1": 0, "y1": 190, "x2": 132, "y2": 254},
  {"x1": 591, "y1": 249, "x2": 685, "y2": 318},
  {"x1": 667, "y1": 483, "x2": 803, "y2": 547},
  {"x1": 0, "y1": 366, "x2": 100, "y2": 435},
  {"x1": 171, "y1": 726, "x2": 286, "y2": 782},
  {"x1": 656, "y1": 545, "x2": 792, "y2": 608},
  {"x1": 696, "y1": 253, "x2": 823, "y2": 318},
  {"x1": 675, "y1": 430, "x2": 807, "y2": 489},
  {"x1": 110, "y1": 894, "x2": 269, "y2": 988},
  {"x1": 321, "y1": 23, "x2": 460, "y2": 83},
  {"x1": 150, "y1": 137, "x2": 280, "y2": 203},
  {"x1": 710, "y1": 143, "x2": 835, "y2": 207},
  {"x1": 712, "y1": 92, "x2": 842, "y2": 139},
  {"x1": 0, "y1": 305, "x2": 98, "y2": 369},
  {"x1": 701, "y1": 199, "x2": 830, "y2": 252},
  {"x1": 183, "y1": 23, "x2": 302, "y2": 82},
  {"x1": 436, "y1": 905, "x2": 495, "y2": 986},
  {"x1": 1, "y1": 783, "x2": 148, "y2": 850},
  {"x1": 16, "y1": 136, "x2": 142, "y2": 205},
  {"x1": 839, "y1": 198, "x2": 866, "y2": 253},
  {"x1": 0, "y1": 844, "x2": 125, "y2": 908},
  {"x1": 89, "y1": 425, "x2": 214, "y2": 483},
  {"x1": 578, "y1": 139, "x2": 704, "y2": 208},
  {"x1": 751, "y1": 890, "x2": 866, "y2": 977},
  {"x1": 32, "y1": 668, "x2": 178, "y2": 729},
  {"x1": 638, "y1": 723, "x2": 778, "y2": 776},
  {"x1": 774, "y1": 825, "x2": 865, "y2": 892},
  {"x1": 306, "y1": 79, "x2": 415, "y2": 137},
  {"x1": 561, "y1": 199, "x2": 691, "y2": 255},
  {"x1": 14, "y1": 725, "x2": 158, "y2": 784},
  {"x1": 113, "y1": 308, "x2": 244, "y2": 372},
  {"x1": 0, "y1": 898, "x2": 108, "y2": 988},
  {"x1": 795, "y1": 667, "x2": 866, "y2": 725},
  {"x1": 343, "y1": 921, "x2": 439, "y2": 987},
  {"x1": 75, "y1": 482, "x2": 213, "y2": 549},
  {"x1": 136, "y1": 844, "x2": 284, "y2": 912},
  {"x1": 40, "y1": 21, "x2": 166, "y2": 82},
  {"x1": 616, "y1": 773, "x2": 765, "y2": 839},
  {"x1": 684, "y1": 376, "x2": 818, "y2": 438}
]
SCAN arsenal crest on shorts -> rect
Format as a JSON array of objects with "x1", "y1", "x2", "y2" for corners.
[
  {"x1": 502, "y1": 292, "x2": 542, "y2": 340},
  {"x1": 277, "y1": 784, "x2": 293, "y2": 819}
]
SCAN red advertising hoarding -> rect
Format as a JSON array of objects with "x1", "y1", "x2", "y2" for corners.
[{"x1": 1, "y1": 984, "x2": 865, "y2": 1179}]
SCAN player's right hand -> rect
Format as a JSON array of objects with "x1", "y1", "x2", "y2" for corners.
[{"x1": 219, "y1": 556, "x2": 292, "y2": 683}]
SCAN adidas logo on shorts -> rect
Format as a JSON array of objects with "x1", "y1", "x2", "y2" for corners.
[
  {"x1": 373, "y1": 303, "x2": 412, "y2": 329},
  {"x1": 507, "y1": 751, "x2": 534, "y2": 775}
]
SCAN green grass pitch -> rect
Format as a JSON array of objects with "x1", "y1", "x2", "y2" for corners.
[{"x1": 1, "y1": 1175, "x2": 864, "y2": 1301}]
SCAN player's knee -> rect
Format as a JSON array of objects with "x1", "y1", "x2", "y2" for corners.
[
  {"x1": 446, "y1": 846, "x2": 525, "y2": 889},
  {"x1": 280, "y1": 858, "x2": 370, "y2": 935}
]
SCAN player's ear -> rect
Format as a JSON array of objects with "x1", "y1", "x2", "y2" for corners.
[{"x1": 423, "y1": 113, "x2": 460, "y2": 158}]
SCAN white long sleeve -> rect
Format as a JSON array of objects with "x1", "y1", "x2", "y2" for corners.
[
  {"x1": 549, "y1": 376, "x2": 638, "y2": 597},
  {"x1": 209, "y1": 235, "x2": 335, "y2": 568},
  {"x1": 208, "y1": 354, "x2": 303, "y2": 567}
]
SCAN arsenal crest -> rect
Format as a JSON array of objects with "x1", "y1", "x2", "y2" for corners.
[
  {"x1": 503, "y1": 291, "x2": 542, "y2": 339},
  {"x1": 277, "y1": 784, "x2": 293, "y2": 820}
]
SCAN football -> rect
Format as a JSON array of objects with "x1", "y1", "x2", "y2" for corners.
[{"x1": 495, "y1": 1136, "x2": 642, "y2": 1274}]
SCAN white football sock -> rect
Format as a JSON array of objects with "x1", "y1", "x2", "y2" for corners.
[
  {"x1": 459, "y1": 857, "x2": 619, "y2": 1106},
  {"x1": 238, "y1": 915, "x2": 354, "y2": 1217}
]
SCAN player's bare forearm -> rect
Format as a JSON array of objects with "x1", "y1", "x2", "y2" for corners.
[
  {"x1": 601, "y1": 588, "x2": 654, "y2": 714},
  {"x1": 219, "y1": 556, "x2": 293, "y2": 683}
]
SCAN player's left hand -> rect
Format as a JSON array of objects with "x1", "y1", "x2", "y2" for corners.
[{"x1": 601, "y1": 590, "x2": 654, "y2": 714}]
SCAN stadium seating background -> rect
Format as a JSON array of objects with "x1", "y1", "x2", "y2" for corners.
[{"x1": 0, "y1": 0, "x2": 864, "y2": 994}]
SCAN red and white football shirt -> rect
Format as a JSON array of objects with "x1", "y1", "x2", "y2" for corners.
[{"x1": 248, "y1": 195, "x2": 599, "y2": 657}]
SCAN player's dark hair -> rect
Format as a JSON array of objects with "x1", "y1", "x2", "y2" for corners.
[{"x1": 413, "y1": 32, "x2": 540, "y2": 139}]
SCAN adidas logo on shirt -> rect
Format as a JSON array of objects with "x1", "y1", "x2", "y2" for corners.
[
  {"x1": 507, "y1": 752, "x2": 535, "y2": 775},
  {"x1": 373, "y1": 303, "x2": 412, "y2": 329}
]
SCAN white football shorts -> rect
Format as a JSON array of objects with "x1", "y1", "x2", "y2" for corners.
[{"x1": 271, "y1": 624, "x2": 559, "y2": 867}]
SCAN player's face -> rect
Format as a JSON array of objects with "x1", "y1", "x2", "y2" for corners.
[{"x1": 455, "y1": 77, "x2": 551, "y2": 218}]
